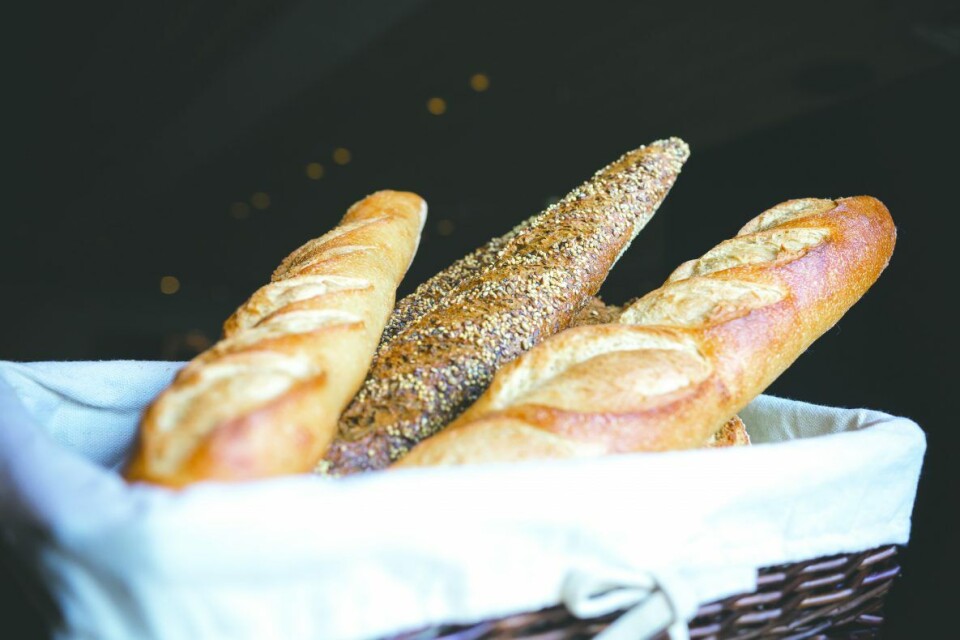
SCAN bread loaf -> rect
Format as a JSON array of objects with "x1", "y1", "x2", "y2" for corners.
[
  {"x1": 562, "y1": 297, "x2": 749, "y2": 447},
  {"x1": 564, "y1": 296, "x2": 749, "y2": 447},
  {"x1": 322, "y1": 138, "x2": 690, "y2": 474},
  {"x1": 126, "y1": 191, "x2": 426, "y2": 486},
  {"x1": 397, "y1": 196, "x2": 894, "y2": 467},
  {"x1": 379, "y1": 233, "x2": 515, "y2": 345}
]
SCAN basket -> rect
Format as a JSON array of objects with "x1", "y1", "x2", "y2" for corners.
[
  {"x1": 395, "y1": 546, "x2": 899, "y2": 639},
  {"x1": 0, "y1": 361, "x2": 924, "y2": 640}
]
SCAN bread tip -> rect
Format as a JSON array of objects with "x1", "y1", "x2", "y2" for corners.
[
  {"x1": 653, "y1": 136, "x2": 691, "y2": 161},
  {"x1": 416, "y1": 199, "x2": 428, "y2": 231}
]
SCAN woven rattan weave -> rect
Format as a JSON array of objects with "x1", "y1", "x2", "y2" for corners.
[{"x1": 391, "y1": 545, "x2": 900, "y2": 640}]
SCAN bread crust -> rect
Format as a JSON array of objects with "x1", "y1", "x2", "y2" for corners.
[
  {"x1": 323, "y1": 139, "x2": 690, "y2": 474},
  {"x1": 125, "y1": 191, "x2": 426, "y2": 486},
  {"x1": 705, "y1": 415, "x2": 750, "y2": 448},
  {"x1": 570, "y1": 296, "x2": 622, "y2": 327},
  {"x1": 397, "y1": 196, "x2": 894, "y2": 467}
]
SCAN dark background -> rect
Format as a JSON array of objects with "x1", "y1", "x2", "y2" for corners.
[{"x1": 3, "y1": 0, "x2": 958, "y2": 637}]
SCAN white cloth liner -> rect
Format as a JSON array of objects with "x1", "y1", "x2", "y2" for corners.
[{"x1": 0, "y1": 360, "x2": 925, "y2": 640}]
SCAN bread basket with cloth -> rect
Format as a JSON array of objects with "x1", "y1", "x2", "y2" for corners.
[
  {"x1": 0, "y1": 362, "x2": 924, "y2": 639},
  {"x1": 0, "y1": 137, "x2": 925, "y2": 639}
]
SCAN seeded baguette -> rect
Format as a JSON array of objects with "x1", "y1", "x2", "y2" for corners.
[
  {"x1": 379, "y1": 233, "x2": 516, "y2": 346},
  {"x1": 397, "y1": 196, "x2": 893, "y2": 467},
  {"x1": 382, "y1": 218, "x2": 608, "y2": 343},
  {"x1": 126, "y1": 191, "x2": 426, "y2": 486},
  {"x1": 324, "y1": 138, "x2": 690, "y2": 474}
]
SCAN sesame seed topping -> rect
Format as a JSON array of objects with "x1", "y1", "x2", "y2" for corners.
[{"x1": 323, "y1": 138, "x2": 689, "y2": 474}]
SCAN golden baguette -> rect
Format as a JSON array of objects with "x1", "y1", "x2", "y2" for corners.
[
  {"x1": 126, "y1": 191, "x2": 426, "y2": 486},
  {"x1": 568, "y1": 297, "x2": 749, "y2": 448},
  {"x1": 323, "y1": 138, "x2": 690, "y2": 474},
  {"x1": 397, "y1": 196, "x2": 893, "y2": 467}
]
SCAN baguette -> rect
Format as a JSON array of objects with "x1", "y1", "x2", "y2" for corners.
[
  {"x1": 379, "y1": 233, "x2": 515, "y2": 345},
  {"x1": 323, "y1": 138, "x2": 690, "y2": 474},
  {"x1": 397, "y1": 196, "x2": 893, "y2": 467},
  {"x1": 381, "y1": 225, "x2": 611, "y2": 343},
  {"x1": 126, "y1": 191, "x2": 426, "y2": 486},
  {"x1": 572, "y1": 299, "x2": 749, "y2": 448},
  {"x1": 567, "y1": 296, "x2": 750, "y2": 446}
]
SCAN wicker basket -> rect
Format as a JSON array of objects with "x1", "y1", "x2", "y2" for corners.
[
  {"x1": 392, "y1": 545, "x2": 900, "y2": 640},
  {"x1": 1, "y1": 360, "x2": 924, "y2": 639}
]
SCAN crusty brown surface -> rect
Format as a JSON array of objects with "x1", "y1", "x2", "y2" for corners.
[
  {"x1": 379, "y1": 232, "x2": 516, "y2": 345},
  {"x1": 397, "y1": 196, "x2": 894, "y2": 467},
  {"x1": 125, "y1": 191, "x2": 426, "y2": 486},
  {"x1": 323, "y1": 138, "x2": 690, "y2": 474},
  {"x1": 705, "y1": 415, "x2": 750, "y2": 448},
  {"x1": 570, "y1": 297, "x2": 622, "y2": 327}
]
